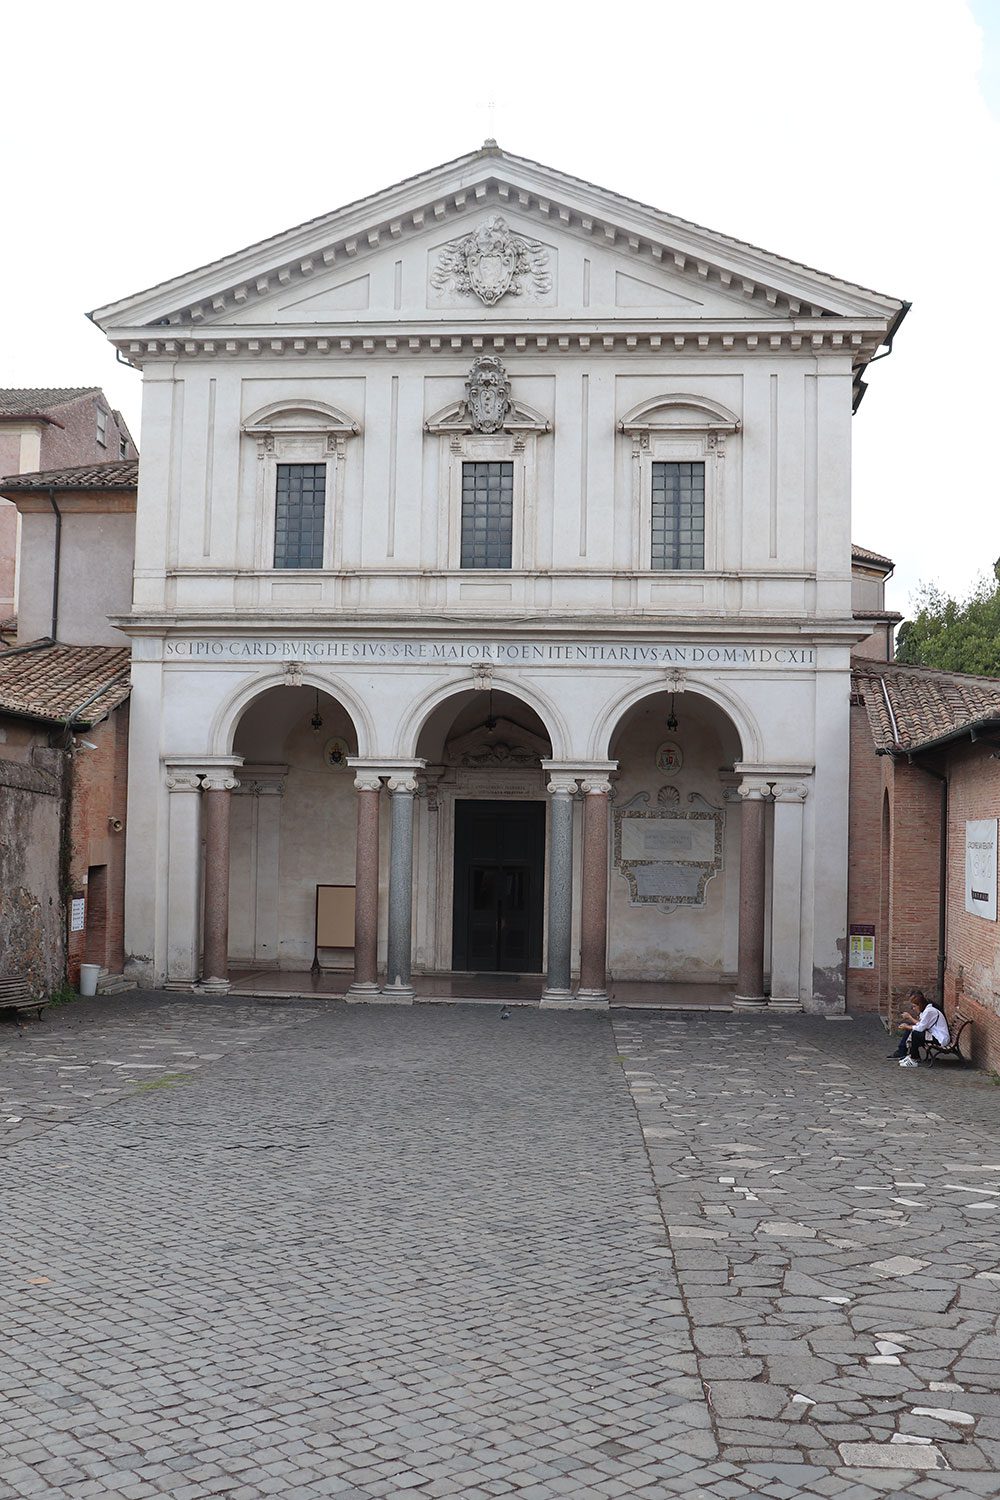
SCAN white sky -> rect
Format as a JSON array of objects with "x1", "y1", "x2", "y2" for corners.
[{"x1": 3, "y1": 0, "x2": 997, "y2": 617}]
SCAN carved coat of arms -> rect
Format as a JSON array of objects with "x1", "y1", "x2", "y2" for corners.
[
  {"x1": 465, "y1": 356, "x2": 510, "y2": 433},
  {"x1": 432, "y1": 215, "x2": 551, "y2": 305}
]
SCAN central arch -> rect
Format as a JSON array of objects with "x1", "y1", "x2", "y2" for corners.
[{"x1": 412, "y1": 686, "x2": 555, "y2": 978}]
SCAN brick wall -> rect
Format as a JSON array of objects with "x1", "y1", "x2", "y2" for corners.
[
  {"x1": 65, "y1": 702, "x2": 130, "y2": 981},
  {"x1": 940, "y1": 740, "x2": 1000, "y2": 1074},
  {"x1": 846, "y1": 698, "x2": 884, "y2": 1012},
  {"x1": 847, "y1": 702, "x2": 944, "y2": 1026}
]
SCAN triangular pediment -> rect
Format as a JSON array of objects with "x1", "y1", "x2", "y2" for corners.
[{"x1": 91, "y1": 143, "x2": 904, "y2": 340}]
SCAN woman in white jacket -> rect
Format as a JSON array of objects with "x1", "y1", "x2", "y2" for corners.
[{"x1": 888, "y1": 988, "x2": 950, "y2": 1068}]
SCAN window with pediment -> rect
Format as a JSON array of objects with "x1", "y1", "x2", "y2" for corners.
[
  {"x1": 426, "y1": 357, "x2": 550, "y2": 572},
  {"x1": 242, "y1": 400, "x2": 361, "y2": 570},
  {"x1": 620, "y1": 394, "x2": 741, "y2": 573}
]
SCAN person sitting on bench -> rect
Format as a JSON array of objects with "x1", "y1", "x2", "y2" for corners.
[{"x1": 887, "y1": 988, "x2": 950, "y2": 1068}]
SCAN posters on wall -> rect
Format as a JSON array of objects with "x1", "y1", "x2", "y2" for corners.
[
  {"x1": 965, "y1": 819, "x2": 998, "y2": 921},
  {"x1": 848, "y1": 923, "x2": 876, "y2": 968}
]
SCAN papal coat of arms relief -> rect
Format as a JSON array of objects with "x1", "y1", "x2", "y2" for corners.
[{"x1": 431, "y1": 215, "x2": 551, "y2": 305}]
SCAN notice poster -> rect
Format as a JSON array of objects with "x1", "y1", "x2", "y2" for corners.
[
  {"x1": 848, "y1": 923, "x2": 876, "y2": 969},
  {"x1": 70, "y1": 897, "x2": 86, "y2": 933},
  {"x1": 966, "y1": 819, "x2": 998, "y2": 920}
]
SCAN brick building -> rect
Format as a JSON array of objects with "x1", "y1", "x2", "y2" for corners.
[
  {"x1": 0, "y1": 644, "x2": 131, "y2": 994},
  {"x1": 849, "y1": 655, "x2": 1000, "y2": 1074},
  {"x1": 0, "y1": 461, "x2": 136, "y2": 999},
  {"x1": 0, "y1": 389, "x2": 136, "y2": 634}
]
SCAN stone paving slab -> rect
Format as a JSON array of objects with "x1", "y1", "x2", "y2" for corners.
[{"x1": 1, "y1": 995, "x2": 999, "y2": 1497}]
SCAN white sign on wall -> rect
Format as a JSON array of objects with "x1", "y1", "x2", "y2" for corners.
[{"x1": 965, "y1": 819, "x2": 998, "y2": 921}]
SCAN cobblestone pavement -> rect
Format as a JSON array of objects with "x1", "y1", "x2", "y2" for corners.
[{"x1": 1, "y1": 996, "x2": 999, "y2": 1499}]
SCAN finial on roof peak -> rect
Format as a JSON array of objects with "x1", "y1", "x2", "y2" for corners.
[{"x1": 482, "y1": 137, "x2": 500, "y2": 152}]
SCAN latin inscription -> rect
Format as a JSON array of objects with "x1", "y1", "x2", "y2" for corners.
[{"x1": 164, "y1": 638, "x2": 816, "y2": 668}]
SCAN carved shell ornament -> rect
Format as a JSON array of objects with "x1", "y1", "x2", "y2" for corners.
[{"x1": 431, "y1": 215, "x2": 551, "y2": 305}]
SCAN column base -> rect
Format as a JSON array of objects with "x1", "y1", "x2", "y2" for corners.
[
  {"x1": 379, "y1": 979, "x2": 415, "y2": 1004},
  {"x1": 196, "y1": 977, "x2": 231, "y2": 995},
  {"x1": 573, "y1": 987, "x2": 611, "y2": 1010},
  {"x1": 733, "y1": 994, "x2": 768, "y2": 1010},
  {"x1": 539, "y1": 987, "x2": 573, "y2": 1006},
  {"x1": 345, "y1": 980, "x2": 382, "y2": 1002}
]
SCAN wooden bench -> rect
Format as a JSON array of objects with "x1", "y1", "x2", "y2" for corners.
[
  {"x1": 924, "y1": 1014, "x2": 972, "y2": 1066},
  {"x1": 0, "y1": 976, "x2": 49, "y2": 1023}
]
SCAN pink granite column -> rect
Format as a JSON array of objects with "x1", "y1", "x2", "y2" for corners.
[
  {"x1": 201, "y1": 773, "x2": 239, "y2": 990},
  {"x1": 735, "y1": 779, "x2": 770, "y2": 1007},
  {"x1": 348, "y1": 773, "x2": 382, "y2": 997},
  {"x1": 577, "y1": 778, "x2": 612, "y2": 1007}
]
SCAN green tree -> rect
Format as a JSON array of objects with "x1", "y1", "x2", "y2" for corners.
[{"x1": 895, "y1": 562, "x2": 1000, "y2": 675}]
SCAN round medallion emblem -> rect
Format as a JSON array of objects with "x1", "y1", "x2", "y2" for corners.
[
  {"x1": 324, "y1": 737, "x2": 350, "y2": 769},
  {"x1": 655, "y1": 741, "x2": 683, "y2": 774}
]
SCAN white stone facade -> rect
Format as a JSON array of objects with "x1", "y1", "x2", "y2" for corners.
[{"x1": 92, "y1": 144, "x2": 904, "y2": 1010}]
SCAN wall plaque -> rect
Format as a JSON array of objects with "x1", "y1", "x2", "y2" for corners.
[{"x1": 613, "y1": 791, "x2": 724, "y2": 907}]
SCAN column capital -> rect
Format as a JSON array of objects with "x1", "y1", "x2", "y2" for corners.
[
  {"x1": 165, "y1": 769, "x2": 202, "y2": 794},
  {"x1": 772, "y1": 781, "x2": 809, "y2": 803},
  {"x1": 580, "y1": 778, "x2": 613, "y2": 797},
  {"x1": 738, "y1": 778, "x2": 773, "y2": 802},
  {"x1": 387, "y1": 774, "x2": 418, "y2": 795},
  {"x1": 546, "y1": 773, "x2": 579, "y2": 795},
  {"x1": 353, "y1": 773, "x2": 383, "y2": 793},
  {"x1": 163, "y1": 754, "x2": 243, "y2": 791},
  {"x1": 201, "y1": 774, "x2": 240, "y2": 793}
]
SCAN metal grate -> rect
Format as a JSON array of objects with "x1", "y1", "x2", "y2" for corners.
[
  {"x1": 651, "y1": 461, "x2": 705, "y2": 570},
  {"x1": 461, "y1": 462, "x2": 513, "y2": 569},
  {"x1": 274, "y1": 463, "x2": 326, "y2": 569}
]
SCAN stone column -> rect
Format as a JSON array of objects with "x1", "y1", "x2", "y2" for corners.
[
  {"x1": 165, "y1": 768, "x2": 204, "y2": 987},
  {"x1": 384, "y1": 773, "x2": 417, "y2": 999},
  {"x1": 541, "y1": 773, "x2": 577, "y2": 1004},
  {"x1": 735, "y1": 778, "x2": 771, "y2": 1008},
  {"x1": 576, "y1": 778, "x2": 612, "y2": 1008},
  {"x1": 347, "y1": 773, "x2": 382, "y2": 998},
  {"x1": 769, "y1": 782, "x2": 808, "y2": 1010},
  {"x1": 201, "y1": 773, "x2": 239, "y2": 991}
]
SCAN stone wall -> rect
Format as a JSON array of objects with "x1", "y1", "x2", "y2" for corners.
[{"x1": 0, "y1": 733, "x2": 65, "y2": 997}]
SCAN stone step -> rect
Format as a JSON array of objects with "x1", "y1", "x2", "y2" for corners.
[{"x1": 95, "y1": 974, "x2": 138, "y2": 995}]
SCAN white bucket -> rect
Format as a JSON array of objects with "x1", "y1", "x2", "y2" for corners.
[{"x1": 79, "y1": 964, "x2": 101, "y2": 997}]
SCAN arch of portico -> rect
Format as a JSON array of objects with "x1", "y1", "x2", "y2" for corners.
[
  {"x1": 600, "y1": 682, "x2": 812, "y2": 1008},
  {"x1": 157, "y1": 659, "x2": 815, "y2": 1011}
]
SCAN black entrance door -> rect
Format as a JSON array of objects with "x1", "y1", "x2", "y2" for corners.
[{"x1": 452, "y1": 800, "x2": 545, "y2": 973}]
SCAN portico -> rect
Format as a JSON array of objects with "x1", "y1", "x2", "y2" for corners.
[{"x1": 144, "y1": 636, "x2": 830, "y2": 1012}]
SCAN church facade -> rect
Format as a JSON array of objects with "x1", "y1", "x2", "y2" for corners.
[{"x1": 91, "y1": 144, "x2": 905, "y2": 1011}]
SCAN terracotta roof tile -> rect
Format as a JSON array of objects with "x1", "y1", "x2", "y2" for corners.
[
  {"x1": 0, "y1": 643, "x2": 131, "y2": 726},
  {"x1": 851, "y1": 543, "x2": 894, "y2": 569},
  {"x1": 0, "y1": 459, "x2": 138, "y2": 492},
  {"x1": 852, "y1": 657, "x2": 1000, "y2": 754},
  {"x1": 0, "y1": 387, "x2": 98, "y2": 418}
]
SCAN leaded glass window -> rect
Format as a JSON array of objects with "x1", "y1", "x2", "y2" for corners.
[
  {"x1": 651, "y1": 461, "x2": 705, "y2": 570},
  {"x1": 274, "y1": 463, "x2": 326, "y2": 569},
  {"x1": 461, "y1": 461, "x2": 513, "y2": 569}
]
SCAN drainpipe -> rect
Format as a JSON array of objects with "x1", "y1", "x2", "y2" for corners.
[
  {"x1": 46, "y1": 487, "x2": 62, "y2": 641},
  {"x1": 910, "y1": 757, "x2": 948, "y2": 1004}
]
